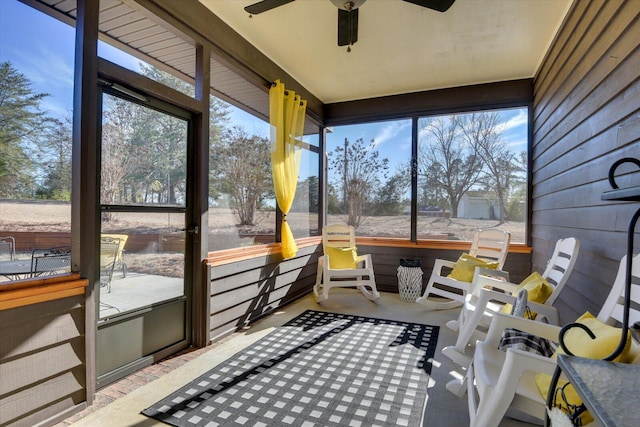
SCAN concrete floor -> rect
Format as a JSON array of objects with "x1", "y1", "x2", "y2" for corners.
[
  {"x1": 68, "y1": 289, "x2": 536, "y2": 426},
  {"x1": 99, "y1": 272, "x2": 183, "y2": 318}
]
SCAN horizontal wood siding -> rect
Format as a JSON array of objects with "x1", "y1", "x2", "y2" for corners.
[
  {"x1": 359, "y1": 244, "x2": 532, "y2": 294},
  {"x1": 0, "y1": 296, "x2": 86, "y2": 426},
  {"x1": 207, "y1": 243, "x2": 531, "y2": 341},
  {"x1": 208, "y1": 245, "x2": 320, "y2": 341},
  {"x1": 532, "y1": 0, "x2": 640, "y2": 323}
]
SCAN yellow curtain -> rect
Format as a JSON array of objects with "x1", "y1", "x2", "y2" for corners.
[{"x1": 269, "y1": 80, "x2": 307, "y2": 259}]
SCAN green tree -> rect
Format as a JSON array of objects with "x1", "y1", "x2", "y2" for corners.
[
  {"x1": 134, "y1": 107, "x2": 187, "y2": 205},
  {"x1": 137, "y1": 63, "x2": 231, "y2": 203},
  {"x1": 292, "y1": 176, "x2": 319, "y2": 213},
  {"x1": 326, "y1": 182, "x2": 341, "y2": 215},
  {"x1": 328, "y1": 137, "x2": 389, "y2": 227},
  {"x1": 0, "y1": 61, "x2": 48, "y2": 197},
  {"x1": 372, "y1": 169, "x2": 409, "y2": 216},
  {"x1": 36, "y1": 117, "x2": 72, "y2": 200},
  {"x1": 210, "y1": 126, "x2": 273, "y2": 225}
]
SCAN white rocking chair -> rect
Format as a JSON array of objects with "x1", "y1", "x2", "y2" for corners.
[
  {"x1": 443, "y1": 237, "x2": 580, "y2": 367},
  {"x1": 313, "y1": 224, "x2": 379, "y2": 302},
  {"x1": 416, "y1": 229, "x2": 511, "y2": 310},
  {"x1": 462, "y1": 253, "x2": 640, "y2": 426}
]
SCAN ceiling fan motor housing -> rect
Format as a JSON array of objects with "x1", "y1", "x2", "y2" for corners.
[{"x1": 330, "y1": 0, "x2": 367, "y2": 11}]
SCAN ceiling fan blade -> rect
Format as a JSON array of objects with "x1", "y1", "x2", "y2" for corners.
[
  {"x1": 337, "y1": 8, "x2": 358, "y2": 46},
  {"x1": 402, "y1": 0, "x2": 455, "y2": 12},
  {"x1": 244, "y1": 0, "x2": 296, "y2": 15}
]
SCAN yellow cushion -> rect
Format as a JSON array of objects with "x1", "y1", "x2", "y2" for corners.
[
  {"x1": 447, "y1": 253, "x2": 499, "y2": 282},
  {"x1": 535, "y1": 311, "x2": 632, "y2": 424},
  {"x1": 534, "y1": 375, "x2": 593, "y2": 425},
  {"x1": 556, "y1": 311, "x2": 631, "y2": 362},
  {"x1": 501, "y1": 271, "x2": 553, "y2": 319},
  {"x1": 325, "y1": 246, "x2": 358, "y2": 269}
]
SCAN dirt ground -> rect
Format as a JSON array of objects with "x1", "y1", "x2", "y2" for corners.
[
  {"x1": 0, "y1": 200, "x2": 526, "y2": 243},
  {"x1": 0, "y1": 200, "x2": 524, "y2": 279}
]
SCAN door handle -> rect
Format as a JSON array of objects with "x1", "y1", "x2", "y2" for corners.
[{"x1": 183, "y1": 226, "x2": 199, "y2": 235}]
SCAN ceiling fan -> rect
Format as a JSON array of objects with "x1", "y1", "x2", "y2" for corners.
[{"x1": 244, "y1": 0, "x2": 456, "y2": 51}]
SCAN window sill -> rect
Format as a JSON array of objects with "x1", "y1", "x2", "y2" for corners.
[
  {"x1": 206, "y1": 236, "x2": 531, "y2": 266},
  {"x1": 0, "y1": 273, "x2": 88, "y2": 310}
]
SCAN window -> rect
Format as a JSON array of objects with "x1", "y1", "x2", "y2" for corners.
[
  {"x1": 324, "y1": 109, "x2": 528, "y2": 243},
  {"x1": 208, "y1": 108, "x2": 273, "y2": 250},
  {"x1": 288, "y1": 132, "x2": 321, "y2": 239},
  {"x1": 417, "y1": 108, "x2": 528, "y2": 243},
  {"x1": 325, "y1": 120, "x2": 412, "y2": 238},
  {"x1": 0, "y1": 1, "x2": 74, "y2": 277},
  {"x1": 208, "y1": 110, "x2": 321, "y2": 251}
]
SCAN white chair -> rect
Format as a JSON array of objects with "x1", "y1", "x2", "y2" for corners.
[
  {"x1": 416, "y1": 229, "x2": 511, "y2": 310},
  {"x1": 313, "y1": 224, "x2": 379, "y2": 302},
  {"x1": 442, "y1": 237, "x2": 580, "y2": 367},
  {"x1": 462, "y1": 253, "x2": 640, "y2": 427}
]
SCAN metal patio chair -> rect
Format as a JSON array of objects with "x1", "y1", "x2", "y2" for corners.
[
  {"x1": 30, "y1": 246, "x2": 72, "y2": 277},
  {"x1": 0, "y1": 236, "x2": 16, "y2": 261},
  {"x1": 100, "y1": 236, "x2": 121, "y2": 293}
]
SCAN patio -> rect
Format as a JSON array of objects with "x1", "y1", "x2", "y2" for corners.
[
  {"x1": 98, "y1": 272, "x2": 183, "y2": 318},
  {"x1": 57, "y1": 289, "x2": 533, "y2": 427}
]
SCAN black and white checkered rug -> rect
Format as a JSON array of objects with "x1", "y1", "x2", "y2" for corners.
[{"x1": 142, "y1": 310, "x2": 439, "y2": 426}]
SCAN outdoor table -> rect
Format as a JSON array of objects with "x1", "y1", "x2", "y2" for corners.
[{"x1": 0, "y1": 259, "x2": 33, "y2": 280}]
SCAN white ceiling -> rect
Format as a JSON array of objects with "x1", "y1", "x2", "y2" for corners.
[{"x1": 200, "y1": 0, "x2": 573, "y2": 104}]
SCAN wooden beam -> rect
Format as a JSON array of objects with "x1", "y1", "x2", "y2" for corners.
[
  {"x1": 72, "y1": 0, "x2": 100, "y2": 404},
  {"x1": 192, "y1": 44, "x2": 211, "y2": 347},
  {"x1": 0, "y1": 274, "x2": 88, "y2": 310},
  {"x1": 324, "y1": 79, "x2": 534, "y2": 125}
]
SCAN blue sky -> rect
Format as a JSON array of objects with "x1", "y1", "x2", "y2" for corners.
[
  {"x1": 0, "y1": 0, "x2": 261, "y2": 128},
  {"x1": 327, "y1": 108, "x2": 528, "y2": 174},
  {"x1": 1, "y1": 0, "x2": 527, "y2": 174}
]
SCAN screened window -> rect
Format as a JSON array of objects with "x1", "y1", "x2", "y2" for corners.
[
  {"x1": 0, "y1": 1, "x2": 74, "y2": 276},
  {"x1": 417, "y1": 108, "x2": 528, "y2": 243},
  {"x1": 325, "y1": 120, "x2": 412, "y2": 238}
]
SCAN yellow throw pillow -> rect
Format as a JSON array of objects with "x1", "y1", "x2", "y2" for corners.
[
  {"x1": 447, "y1": 253, "x2": 499, "y2": 282},
  {"x1": 556, "y1": 311, "x2": 631, "y2": 362},
  {"x1": 325, "y1": 246, "x2": 358, "y2": 269},
  {"x1": 501, "y1": 271, "x2": 553, "y2": 319},
  {"x1": 534, "y1": 311, "x2": 632, "y2": 424}
]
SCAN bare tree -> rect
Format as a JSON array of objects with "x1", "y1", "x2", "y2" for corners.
[
  {"x1": 460, "y1": 112, "x2": 523, "y2": 223},
  {"x1": 328, "y1": 137, "x2": 389, "y2": 227},
  {"x1": 100, "y1": 95, "x2": 140, "y2": 218},
  {"x1": 418, "y1": 115, "x2": 483, "y2": 217}
]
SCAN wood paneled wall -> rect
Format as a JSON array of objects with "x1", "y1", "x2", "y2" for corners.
[
  {"x1": 359, "y1": 244, "x2": 532, "y2": 294},
  {"x1": 0, "y1": 296, "x2": 86, "y2": 426},
  {"x1": 532, "y1": 0, "x2": 640, "y2": 323},
  {"x1": 208, "y1": 244, "x2": 531, "y2": 341},
  {"x1": 209, "y1": 245, "x2": 319, "y2": 341}
]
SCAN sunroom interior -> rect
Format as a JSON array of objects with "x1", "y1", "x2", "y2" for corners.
[{"x1": 1, "y1": 0, "x2": 639, "y2": 426}]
